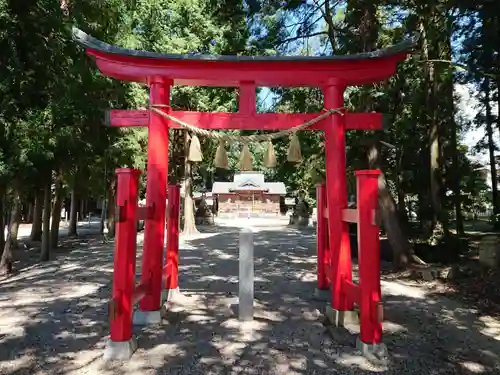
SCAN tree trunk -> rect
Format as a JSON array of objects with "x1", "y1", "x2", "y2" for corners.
[
  {"x1": 494, "y1": 10, "x2": 500, "y2": 147},
  {"x1": 345, "y1": 0, "x2": 379, "y2": 52},
  {"x1": 323, "y1": 0, "x2": 338, "y2": 50},
  {"x1": 99, "y1": 167, "x2": 108, "y2": 235},
  {"x1": 368, "y1": 144, "x2": 421, "y2": 268},
  {"x1": 395, "y1": 177, "x2": 407, "y2": 223},
  {"x1": 439, "y1": 19, "x2": 464, "y2": 236},
  {"x1": 395, "y1": 148, "x2": 408, "y2": 224},
  {"x1": 485, "y1": 80, "x2": 499, "y2": 227},
  {"x1": 430, "y1": 112, "x2": 443, "y2": 240},
  {"x1": 30, "y1": 189, "x2": 44, "y2": 241},
  {"x1": 20, "y1": 203, "x2": 27, "y2": 223},
  {"x1": 449, "y1": 114, "x2": 464, "y2": 236},
  {"x1": 182, "y1": 162, "x2": 198, "y2": 236},
  {"x1": 182, "y1": 133, "x2": 198, "y2": 236},
  {"x1": 106, "y1": 178, "x2": 116, "y2": 238},
  {"x1": 68, "y1": 187, "x2": 78, "y2": 236},
  {"x1": 0, "y1": 191, "x2": 21, "y2": 275},
  {"x1": 0, "y1": 194, "x2": 4, "y2": 253},
  {"x1": 27, "y1": 201, "x2": 34, "y2": 223},
  {"x1": 2, "y1": 200, "x2": 7, "y2": 248},
  {"x1": 171, "y1": 129, "x2": 186, "y2": 184},
  {"x1": 80, "y1": 199, "x2": 85, "y2": 222},
  {"x1": 3, "y1": 198, "x2": 9, "y2": 237},
  {"x1": 342, "y1": 0, "x2": 419, "y2": 268},
  {"x1": 100, "y1": 197, "x2": 106, "y2": 234},
  {"x1": 497, "y1": 74, "x2": 500, "y2": 147},
  {"x1": 9, "y1": 199, "x2": 20, "y2": 250},
  {"x1": 50, "y1": 179, "x2": 64, "y2": 249},
  {"x1": 419, "y1": 13, "x2": 449, "y2": 244},
  {"x1": 40, "y1": 179, "x2": 52, "y2": 261},
  {"x1": 416, "y1": 191, "x2": 427, "y2": 232}
]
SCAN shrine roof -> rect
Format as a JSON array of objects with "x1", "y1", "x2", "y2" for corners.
[{"x1": 73, "y1": 28, "x2": 419, "y2": 87}]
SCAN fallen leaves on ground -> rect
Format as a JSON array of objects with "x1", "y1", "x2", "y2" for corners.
[{"x1": 383, "y1": 263, "x2": 500, "y2": 318}]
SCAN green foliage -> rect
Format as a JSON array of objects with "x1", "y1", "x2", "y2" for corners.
[
  {"x1": 0, "y1": 0, "x2": 498, "y2": 251},
  {"x1": 245, "y1": 0, "x2": 497, "y2": 240}
]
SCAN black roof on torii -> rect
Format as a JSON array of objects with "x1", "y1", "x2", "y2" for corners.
[{"x1": 73, "y1": 27, "x2": 419, "y2": 64}]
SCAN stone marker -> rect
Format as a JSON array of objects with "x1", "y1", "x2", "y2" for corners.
[
  {"x1": 479, "y1": 235, "x2": 500, "y2": 268},
  {"x1": 239, "y1": 227, "x2": 254, "y2": 321}
]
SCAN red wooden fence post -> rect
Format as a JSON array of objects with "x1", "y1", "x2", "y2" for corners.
[
  {"x1": 315, "y1": 183, "x2": 330, "y2": 299},
  {"x1": 165, "y1": 184, "x2": 181, "y2": 293},
  {"x1": 137, "y1": 77, "x2": 171, "y2": 324},
  {"x1": 105, "y1": 168, "x2": 140, "y2": 360},
  {"x1": 356, "y1": 170, "x2": 385, "y2": 355}
]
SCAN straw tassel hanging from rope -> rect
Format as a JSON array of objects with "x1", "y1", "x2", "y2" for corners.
[
  {"x1": 188, "y1": 133, "x2": 203, "y2": 162},
  {"x1": 214, "y1": 139, "x2": 229, "y2": 169},
  {"x1": 239, "y1": 143, "x2": 253, "y2": 171},
  {"x1": 287, "y1": 132, "x2": 302, "y2": 163},
  {"x1": 263, "y1": 140, "x2": 277, "y2": 168}
]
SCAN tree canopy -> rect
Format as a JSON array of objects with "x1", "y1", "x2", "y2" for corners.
[{"x1": 0, "y1": 0, "x2": 499, "y2": 272}]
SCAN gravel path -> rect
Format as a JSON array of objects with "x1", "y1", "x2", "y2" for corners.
[{"x1": 1, "y1": 220, "x2": 500, "y2": 374}]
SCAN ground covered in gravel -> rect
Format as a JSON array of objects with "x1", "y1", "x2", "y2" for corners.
[{"x1": 1, "y1": 220, "x2": 500, "y2": 374}]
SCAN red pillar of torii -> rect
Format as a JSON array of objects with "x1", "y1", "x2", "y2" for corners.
[{"x1": 73, "y1": 28, "x2": 416, "y2": 360}]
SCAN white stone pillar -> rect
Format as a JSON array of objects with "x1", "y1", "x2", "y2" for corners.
[{"x1": 239, "y1": 227, "x2": 254, "y2": 321}]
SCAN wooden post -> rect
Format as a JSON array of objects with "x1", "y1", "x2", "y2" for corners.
[
  {"x1": 165, "y1": 184, "x2": 181, "y2": 290},
  {"x1": 323, "y1": 82, "x2": 353, "y2": 312},
  {"x1": 356, "y1": 170, "x2": 382, "y2": 344},
  {"x1": 109, "y1": 168, "x2": 140, "y2": 342},
  {"x1": 316, "y1": 183, "x2": 329, "y2": 290},
  {"x1": 239, "y1": 227, "x2": 254, "y2": 321},
  {"x1": 139, "y1": 78, "x2": 171, "y2": 314}
]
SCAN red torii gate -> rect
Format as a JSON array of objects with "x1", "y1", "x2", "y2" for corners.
[{"x1": 73, "y1": 28, "x2": 416, "y2": 360}]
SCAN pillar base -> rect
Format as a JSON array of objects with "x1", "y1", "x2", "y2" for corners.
[
  {"x1": 325, "y1": 305, "x2": 359, "y2": 327},
  {"x1": 103, "y1": 337, "x2": 137, "y2": 361},
  {"x1": 161, "y1": 287, "x2": 181, "y2": 303},
  {"x1": 313, "y1": 288, "x2": 330, "y2": 301},
  {"x1": 133, "y1": 309, "x2": 162, "y2": 325},
  {"x1": 356, "y1": 337, "x2": 388, "y2": 365}
]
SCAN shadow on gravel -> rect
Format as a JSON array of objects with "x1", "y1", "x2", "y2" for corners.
[
  {"x1": 382, "y1": 293, "x2": 500, "y2": 374},
  {"x1": 1, "y1": 225, "x2": 500, "y2": 374},
  {"x1": 0, "y1": 235, "x2": 116, "y2": 374},
  {"x1": 120, "y1": 226, "x2": 500, "y2": 374}
]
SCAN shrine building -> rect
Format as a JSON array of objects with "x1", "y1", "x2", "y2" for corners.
[{"x1": 212, "y1": 172, "x2": 286, "y2": 217}]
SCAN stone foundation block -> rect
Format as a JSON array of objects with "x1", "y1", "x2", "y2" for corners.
[
  {"x1": 356, "y1": 337, "x2": 388, "y2": 365},
  {"x1": 103, "y1": 338, "x2": 137, "y2": 361},
  {"x1": 133, "y1": 310, "x2": 162, "y2": 325},
  {"x1": 325, "y1": 305, "x2": 359, "y2": 327}
]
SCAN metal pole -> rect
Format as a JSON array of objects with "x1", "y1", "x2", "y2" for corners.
[{"x1": 239, "y1": 227, "x2": 254, "y2": 321}]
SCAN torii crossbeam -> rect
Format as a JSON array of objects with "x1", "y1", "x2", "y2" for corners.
[
  {"x1": 105, "y1": 109, "x2": 383, "y2": 131},
  {"x1": 73, "y1": 27, "x2": 417, "y2": 360}
]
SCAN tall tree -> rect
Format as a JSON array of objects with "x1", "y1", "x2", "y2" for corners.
[{"x1": 461, "y1": 4, "x2": 500, "y2": 228}]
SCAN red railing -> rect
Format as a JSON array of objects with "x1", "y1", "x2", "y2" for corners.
[
  {"x1": 316, "y1": 170, "x2": 382, "y2": 345},
  {"x1": 108, "y1": 168, "x2": 180, "y2": 343}
]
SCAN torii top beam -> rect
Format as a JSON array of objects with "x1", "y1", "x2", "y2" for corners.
[{"x1": 73, "y1": 28, "x2": 417, "y2": 88}]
